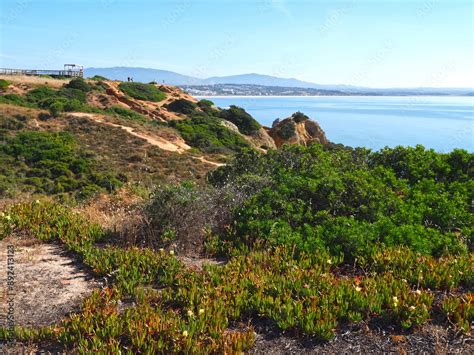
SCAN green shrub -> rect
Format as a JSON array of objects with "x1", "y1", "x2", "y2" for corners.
[
  {"x1": 276, "y1": 119, "x2": 296, "y2": 139},
  {"x1": 26, "y1": 86, "x2": 57, "y2": 103},
  {"x1": 106, "y1": 106, "x2": 147, "y2": 122},
  {"x1": 0, "y1": 94, "x2": 33, "y2": 107},
  {"x1": 166, "y1": 99, "x2": 197, "y2": 115},
  {"x1": 197, "y1": 99, "x2": 215, "y2": 113},
  {"x1": 0, "y1": 79, "x2": 10, "y2": 90},
  {"x1": 208, "y1": 144, "x2": 472, "y2": 260},
  {"x1": 90, "y1": 75, "x2": 108, "y2": 81},
  {"x1": 219, "y1": 105, "x2": 261, "y2": 135},
  {"x1": 58, "y1": 87, "x2": 87, "y2": 102},
  {"x1": 118, "y1": 82, "x2": 166, "y2": 102},
  {"x1": 0, "y1": 131, "x2": 123, "y2": 199},
  {"x1": 170, "y1": 115, "x2": 250, "y2": 153},
  {"x1": 48, "y1": 101, "x2": 64, "y2": 117},
  {"x1": 292, "y1": 111, "x2": 309, "y2": 123},
  {"x1": 64, "y1": 77, "x2": 91, "y2": 92}
]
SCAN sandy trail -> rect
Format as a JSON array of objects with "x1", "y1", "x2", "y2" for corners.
[
  {"x1": 0, "y1": 236, "x2": 99, "y2": 328},
  {"x1": 69, "y1": 112, "x2": 224, "y2": 166}
]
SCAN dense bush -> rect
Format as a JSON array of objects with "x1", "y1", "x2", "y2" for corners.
[
  {"x1": 207, "y1": 145, "x2": 473, "y2": 260},
  {"x1": 64, "y1": 77, "x2": 91, "y2": 92},
  {"x1": 1, "y1": 85, "x2": 98, "y2": 115},
  {"x1": 0, "y1": 79, "x2": 10, "y2": 90},
  {"x1": 0, "y1": 93, "x2": 33, "y2": 107},
  {"x1": 170, "y1": 114, "x2": 250, "y2": 153},
  {"x1": 106, "y1": 105, "x2": 147, "y2": 122},
  {"x1": 118, "y1": 82, "x2": 166, "y2": 102},
  {"x1": 166, "y1": 98, "x2": 197, "y2": 115},
  {"x1": 0, "y1": 131, "x2": 124, "y2": 199},
  {"x1": 219, "y1": 105, "x2": 261, "y2": 135},
  {"x1": 89, "y1": 75, "x2": 108, "y2": 81},
  {"x1": 292, "y1": 111, "x2": 309, "y2": 123},
  {"x1": 276, "y1": 119, "x2": 296, "y2": 139}
]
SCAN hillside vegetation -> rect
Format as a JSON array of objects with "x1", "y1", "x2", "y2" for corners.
[{"x1": 0, "y1": 75, "x2": 472, "y2": 353}]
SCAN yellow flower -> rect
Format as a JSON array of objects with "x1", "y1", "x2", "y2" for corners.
[
  {"x1": 327, "y1": 259, "x2": 332, "y2": 265},
  {"x1": 187, "y1": 310, "x2": 193, "y2": 317},
  {"x1": 35, "y1": 200, "x2": 40, "y2": 204},
  {"x1": 392, "y1": 296, "x2": 398, "y2": 302},
  {"x1": 199, "y1": 308, "x2": 205, "y2": 315},
  {"x1": 169, "y1": 250, "x2": 175, "y2": 256},
  {"x1": 355, "y1": 286, "x2": 362, "y2": 292},
  {"x1": 182, "y1": 330, "x2": 188, "y2": 337},
  {"x1": 5, "y1": 215, "x2": 11, "y2": 221},
  {"x1": 415, "y1": 289, "x2": 422, "y2": 295}
]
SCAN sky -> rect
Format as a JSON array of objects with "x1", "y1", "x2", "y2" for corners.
[{"x1": 1, "y1": 0, "x2": 473, "y2": 88}]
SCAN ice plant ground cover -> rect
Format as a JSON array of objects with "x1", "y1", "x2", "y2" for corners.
[{"x1": 0, "y1": 206, "x2": 472, "y2": 350}]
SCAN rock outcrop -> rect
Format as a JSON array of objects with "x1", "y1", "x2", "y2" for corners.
[{"x1": 268, "y1": 113, "x2": 328, "y2": 148}]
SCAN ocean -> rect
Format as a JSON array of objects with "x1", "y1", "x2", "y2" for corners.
[{"x1": 198, "y1": 96, "x2": 474, "y2": 152}]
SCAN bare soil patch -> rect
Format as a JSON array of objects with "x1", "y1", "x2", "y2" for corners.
[{"x1": 0, "y1": 236, "x2": 100, "y2": 329}]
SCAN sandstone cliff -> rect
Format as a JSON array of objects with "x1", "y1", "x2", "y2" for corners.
[{"x1": 268, "y1": 113, "x2": 329, "y2": 148}]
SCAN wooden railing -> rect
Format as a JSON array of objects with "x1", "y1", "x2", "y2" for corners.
[{"x1": 0, "y1": 68, "x2": 83, "y2": 78}]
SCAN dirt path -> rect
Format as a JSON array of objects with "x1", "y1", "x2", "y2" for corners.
[
  {"x1": 0, "y1": 236, "x2": 99, "y2": 329},
  {"x1": 69, "y1": 112, "x2": 224, "y2": 166}
]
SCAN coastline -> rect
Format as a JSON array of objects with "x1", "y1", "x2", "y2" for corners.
[{"x1": 195, "y1": 95, "x2": 474, "y2": 99}]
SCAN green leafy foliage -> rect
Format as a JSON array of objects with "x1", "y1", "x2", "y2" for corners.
[
  {"x1": 170, "y1": 114, "x2": 250, "y2": 153},
  {"x1": 64, "y1": 77, "x2": 92, "y2": 92},
  {"x1": 89, "y1": 75, "x2": 108, "y2": 81},
  {"x1": 166, "y1": 98, "x2": 197, "y2": 115},
  {"x1": 118, "y1": 82, "x2": 166, "y2": 102},
  {"x1": 0, "y1": 79, "x2": 10, "y2": 90},
  {"x1": 0, "y1": 94, "x2": 34, "y2": 107},
  {"x1": 197, "y1": 99, "x2": 215, "y2": 113},
  {"x1": 106, "y1": 105, "x2": 148, "y2": 122},
  {"x1": 292, "y1": 111, "x2": 309, "y2": 123},
  {"x1": 0, "y1": 131, "x2": 124, "y2": 199},
  {"x1": 208, "y1": 144, "x2": 473, "y2": 260},
  {"x1": 276, "y1": 119, "x2": 296, "y2": 139},
  {"x1": 1, "y1": 84, "x2": 99, "y2": 115},
  {"x1": 219, "y1": 105, "x2": 261, "y2": 135}
]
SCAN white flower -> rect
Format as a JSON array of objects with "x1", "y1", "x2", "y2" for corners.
[
  {"x1": 187, "y1": 310, "x2": 193, "y2": 317},
  {"x1": 355, "y1": 286, "x2": 362, "y2": 292},
  {"x1": 182, "y1": 330, "x2": 188, "y2": 337},
  {"x1": 35, "y1": 200, "x2": 40, "y2": 204},
  {"x1": 327, "y1": 259, "x2": 332, "y2": 265},
  {"x1": 409, "y1": 306, "x2": 416, "y2": 310},
  {"x1": 159, "y1": 248, "x2": 164, "y2": 253},
  {"x1": 415, "y1": 289, "x2": 422, "y2": 295},
  {"x1": 199, "y1": 309, "x2": 205, "y2": 315},
  {"x1": 169, "y1": 250, "x2": 174, "y2": 256}
]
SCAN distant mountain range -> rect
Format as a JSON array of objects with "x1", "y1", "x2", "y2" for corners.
[{"x1": 84, "y1": 67, "x2": 473, "y2": 96}]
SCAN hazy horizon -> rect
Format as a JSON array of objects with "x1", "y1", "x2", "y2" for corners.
[{"x1": 84, "y1": 65, "x2": 474, "y2": 90}]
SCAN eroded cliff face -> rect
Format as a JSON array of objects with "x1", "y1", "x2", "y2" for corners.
[{"x1": 268, "y1": 116, "x2": 329, "y2": 148}]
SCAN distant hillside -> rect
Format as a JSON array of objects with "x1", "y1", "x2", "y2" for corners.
[
  {"x1": 85, "y1": 67, "x2": 203, "y2": 85},
  {"x1": 85, "y1": 67, "x2": 473, "y2": 96}
]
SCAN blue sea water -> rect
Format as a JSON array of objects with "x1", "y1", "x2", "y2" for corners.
[{"x1": 199, "y1": 96, "x2": 474, "y2": 152}]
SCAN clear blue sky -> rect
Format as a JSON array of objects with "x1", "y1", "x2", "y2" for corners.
[{"x1": 1, "y1": 0, "x2": 473, "y2": 88}]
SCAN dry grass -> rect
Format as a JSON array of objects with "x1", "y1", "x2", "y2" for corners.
[{"x1": 0, "y1": 74, "x2": 69, "y2": 89}]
